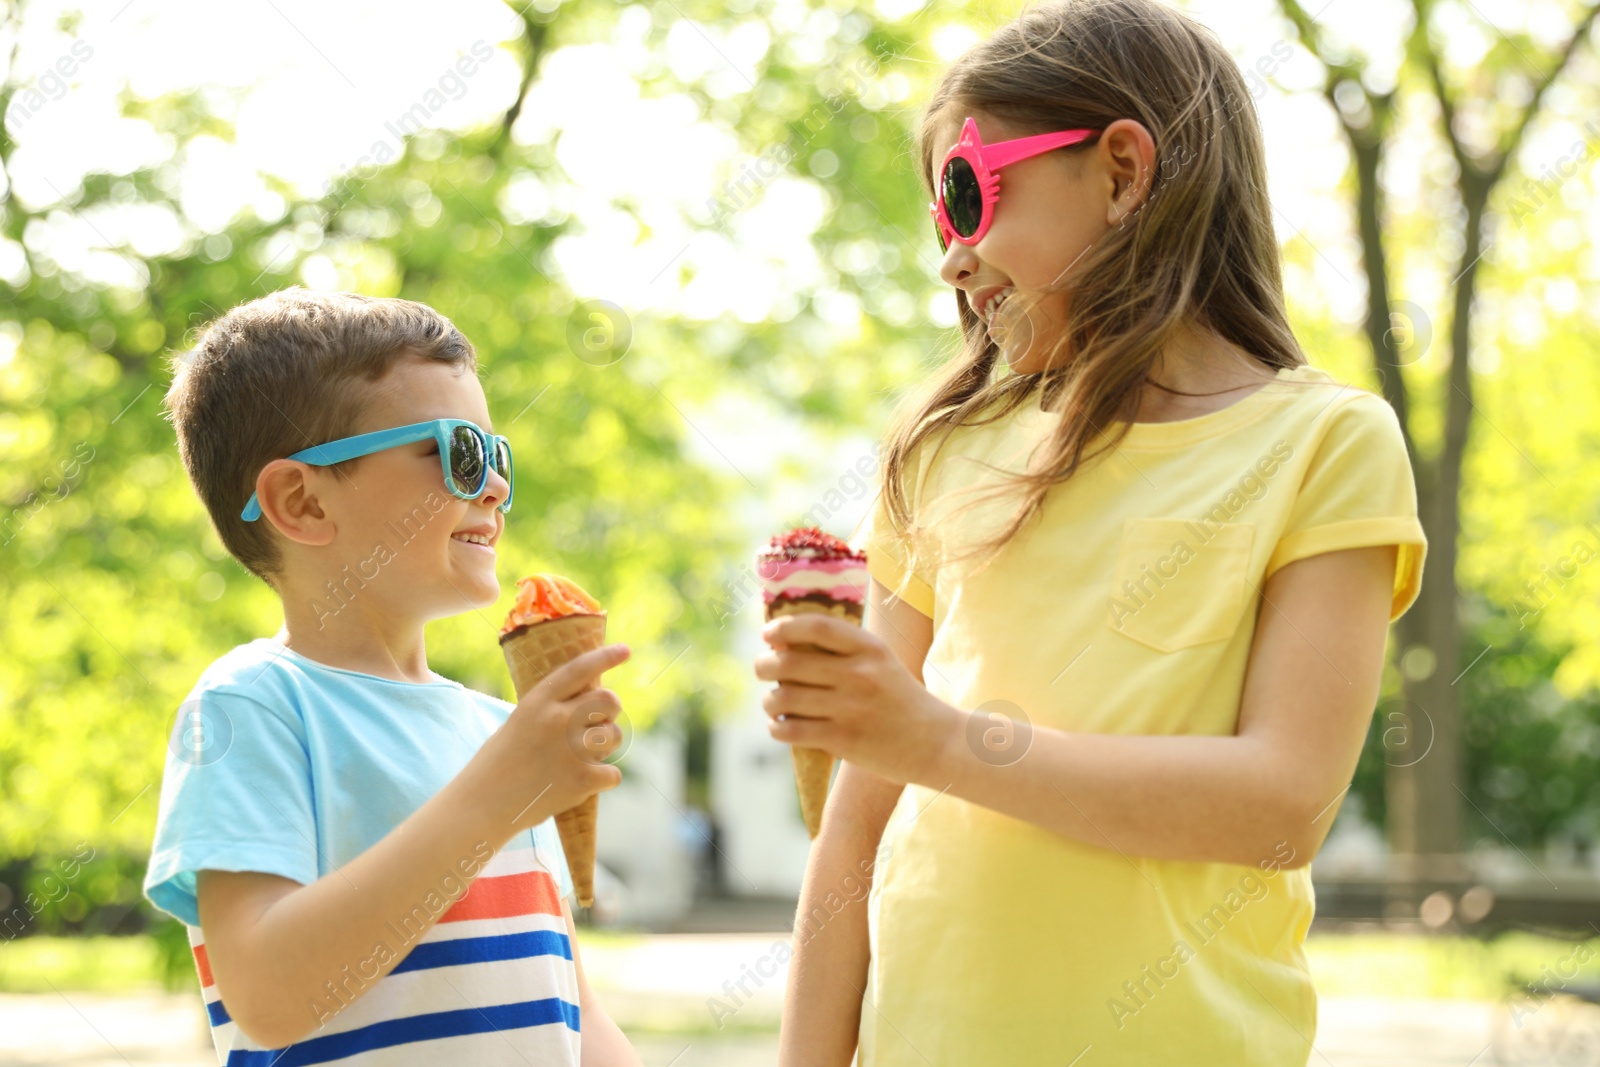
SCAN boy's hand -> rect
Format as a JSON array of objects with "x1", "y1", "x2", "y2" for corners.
[{"x1": 460, "y1": 643, "x2": 631, "y2": 838}]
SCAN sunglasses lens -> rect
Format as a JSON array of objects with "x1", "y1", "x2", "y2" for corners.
[
  {"x1": 448, "y1": 425, "x2": 484, "y2": 496},
  {"x1": 942, "y1": 157, "x2": 983, "y2": 240},
  {"x1": 494, "y1": 439, "x2": 513, "y2": 511}
]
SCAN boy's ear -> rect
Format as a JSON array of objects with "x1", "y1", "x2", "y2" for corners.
[{"x1": 254, "y1": 460, "x2": 337, "y2": 547}]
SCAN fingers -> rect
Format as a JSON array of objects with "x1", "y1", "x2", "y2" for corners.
[
  {"x1": 573, "y1": 714, "x2": 623, "y2": 761},
  {"x1": 762, "y1": 614, "x2": 872, "y2": 655},
  {"x1": 767, "y1": 711, "x2": 831, "y2": 750},
  {"x1": 570, "y1": 686, "x2": 622, "y2": 724},
  {"x1": 567, "y1": 689, "x2": 623, "y2": 761},
  {"x1": 761, "y1": 679, "x2": 832, "y2": 721},
  {"x1": 752, "y1": 647, "x2": 848, "y2": 687},
  {"x1": 533, "y1": 643, "x2": 630, "y2": 701}
]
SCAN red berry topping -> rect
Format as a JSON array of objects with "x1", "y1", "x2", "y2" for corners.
[{"x1": 758, "y1": 526, "x2": 866, "y2": 562}]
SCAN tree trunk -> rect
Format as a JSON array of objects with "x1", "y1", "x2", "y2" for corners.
[
  {"x1": 1389, "y1": 178, "x2": 1487, "y2": 868},
  {"x1": 1340, "y1": 104, "x2": 1463, "y2": 868}
]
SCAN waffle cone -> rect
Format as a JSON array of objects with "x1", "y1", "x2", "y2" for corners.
[
  {"x1": 766, "y1": 598, "x2": 856, "y2": 838},
  {"x1": 501, "y1": 613, "x2": 607, "y2": 907}
]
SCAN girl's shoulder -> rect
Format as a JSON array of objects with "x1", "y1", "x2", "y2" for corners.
[
  {"x1": 1250, "y1": 364, "x2": 1413, "y2": 479},
  {"x1": 1269, "y1": 362, "x2": 1378, "y2": 401},
  {"x1": 1269, "y1": 364, "x2": 1403, "y2": 428}
]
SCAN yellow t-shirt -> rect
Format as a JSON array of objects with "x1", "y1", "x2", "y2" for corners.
[{"x1": 850, "y1": 363, "x2": 1426, "y2": 1066}]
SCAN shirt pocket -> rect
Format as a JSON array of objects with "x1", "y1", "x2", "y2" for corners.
[{"x1": 1105, "y1": 518, "x2": 1256, "y2": 652}]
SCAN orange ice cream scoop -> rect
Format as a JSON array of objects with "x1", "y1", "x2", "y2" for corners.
[{"x1": 500, "y1": 574, "x2": 604, "y2": 636}]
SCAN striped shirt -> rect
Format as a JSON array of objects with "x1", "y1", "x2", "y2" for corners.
[{"x1": 144, "y1": 639, "x2": 581, "y2": 1065}]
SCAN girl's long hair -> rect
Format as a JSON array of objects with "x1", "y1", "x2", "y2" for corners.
[{"x1": 880, "y1": 0, "x2": 1307, "y2": 577}]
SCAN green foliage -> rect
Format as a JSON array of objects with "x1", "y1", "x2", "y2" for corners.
[
  {"x1": 0, "y1": 933, "x2": 172, "y2": 993},
  {"x1": 1306, "y1": 930, "x2": 1600, "y2": 1001},
  {"x1": 1351, "y1": 594, "x2": 1600, "y2": 852},
  {"x1": 0, "y1": 0, "x2": 942, "y2": 895},
  {"x1": 3, "y1": 0, "x2": 1599, "y2": 950}
]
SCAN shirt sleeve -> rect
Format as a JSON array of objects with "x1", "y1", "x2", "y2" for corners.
[
  {"x1": 143, "y1": 688, "x2": 320, "y2": 927},
  {"x1": 850, "y1": 440, "x2": 936, "y2": 619},
  {"x1": 1265, "y1": 392, "x2": 1429, "y2": 621}
]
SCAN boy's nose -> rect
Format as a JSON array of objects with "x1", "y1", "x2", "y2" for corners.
[{"x1": 478, "y1": 465, "x2": 511, "y2": 509}]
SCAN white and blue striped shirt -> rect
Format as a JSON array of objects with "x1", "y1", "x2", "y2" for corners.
[{"x1": 144, "y1": 639, "x2": 580, "y2": 1065}]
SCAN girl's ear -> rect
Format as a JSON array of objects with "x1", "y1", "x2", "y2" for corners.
[
  {"x1": 254, "y1": 459, "x2": 337, "y2": 547},
  {"x1": 1098, "y1": 118, "x2": 1158, "y2": 225}
]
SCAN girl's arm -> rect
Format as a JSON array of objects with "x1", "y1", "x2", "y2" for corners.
[
  {"x1": 777, "y1": 579, "x2": 929, "y2": 1067},
  {"x1": 564, "y1": 900, "x2": 643, "y2": 1067},
  {"x1": 759, "y1": 545, "x2": 1398, "y2": 870}
]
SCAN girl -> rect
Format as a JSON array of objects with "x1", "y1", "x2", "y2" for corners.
[{"x1": 755, "y1": 1, "x2": 1427, "y2": 1064}]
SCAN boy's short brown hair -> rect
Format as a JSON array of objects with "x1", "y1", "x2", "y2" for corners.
[{"x1": 165, "y1": 288, "x2": 477, "y2": 584}]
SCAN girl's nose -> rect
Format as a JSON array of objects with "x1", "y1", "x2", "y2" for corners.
[{"x1": 939, "y1": 240, "x2": 981, "y2": 288}]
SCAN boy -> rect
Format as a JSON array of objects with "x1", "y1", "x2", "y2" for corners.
[{"x1": 143, "y1": 288, "x2": 641, "y2": 1065}]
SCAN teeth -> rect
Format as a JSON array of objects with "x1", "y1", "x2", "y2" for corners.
[
  {"x1": 980, "y1": 289, "x2": 1011, "y2": 324},
  {"x1": 453, "y1": 532, "x2": 492, "y2": 546}
]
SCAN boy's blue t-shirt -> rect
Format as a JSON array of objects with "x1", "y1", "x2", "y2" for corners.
[{"x1": 143, "y1": 637, "x2": 581, "y2": 1066}]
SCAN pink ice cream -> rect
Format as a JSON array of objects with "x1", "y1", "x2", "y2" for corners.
[{"x1": 757, "y1": 527, "x2": 868, "y2": 621}]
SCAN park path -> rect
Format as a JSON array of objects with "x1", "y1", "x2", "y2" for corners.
[{"x1": 3, "y1": 934, "x2": 1594, "y2": 1065}]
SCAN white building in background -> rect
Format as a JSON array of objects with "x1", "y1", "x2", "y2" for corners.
[
  {"x1": 708, "y1": 624, "x2": 817, "y2": 898},
  {"x1": 590, "y1": 730, "x2": 699, "y2": 927},
  {"x1": 591, "y1": 622, "x2": 817, "y2": 927}
]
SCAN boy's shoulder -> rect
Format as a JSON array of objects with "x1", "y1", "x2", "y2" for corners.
[
  {"x1": 183, "y1": 633, "x2": 515, "y2": 726},
  {"x1": 194, "y1": 637, "x2": 295, "y2": 687},
  {"x1": 183, "y1": 638, "x2": 304, "y2": 715},
  {"x1": 193, "y1": 638, "x2": 499, "y2": 692},
  {"x1": 186, "y1": 638, "x2": 513, "y2": 721},
  {"x1": 185, "y1": 637, "x2": 354, "y2": 713},
  {"x1": 184, "y1": 639, "x2": 502, "y2": 713}
]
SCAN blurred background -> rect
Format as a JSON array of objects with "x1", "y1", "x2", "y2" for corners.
[{"x1": 2, "y1": 0, "x2": 1599, "y2": 1062}]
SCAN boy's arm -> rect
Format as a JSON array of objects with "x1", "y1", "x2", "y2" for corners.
[
  {"x1": 561, "y1": 899, "x2": 642, "y2": 1067},
  {"x1": 197, "y1": 644, "x2": 628, "y2": 1049},
  {"x1": 777, "y1": 579, "x2": 929, "y2": 1067},
  {"x1": 198, "y1": 783, "x2": 504, "y2": 1045}
]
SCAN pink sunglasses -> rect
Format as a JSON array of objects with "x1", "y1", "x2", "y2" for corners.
[{"x1": 930, "y1": 117, "x2": 1102, "y2": 251}]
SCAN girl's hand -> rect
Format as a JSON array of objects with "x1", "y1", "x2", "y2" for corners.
[{"x1": 755, "y1": 614, "x2": 959, "y2": 786}]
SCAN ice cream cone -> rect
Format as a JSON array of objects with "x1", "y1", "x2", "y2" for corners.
[
  {"x1": 757, "y1": 528, "x2": 868, "y2": 841},
  {"x1": 765, "y1": 598, "x2": 853, "y2": 838},
  {"x1": 502, "y1": 612, "x2": 607, "y2": 908}
]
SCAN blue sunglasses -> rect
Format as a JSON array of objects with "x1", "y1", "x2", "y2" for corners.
[{"x1": 241, "y1": 419, "x2": 514, "y2": 522}]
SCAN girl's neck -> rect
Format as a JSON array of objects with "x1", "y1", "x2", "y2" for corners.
[{"x1": 1042, "y1": 325, "x2": 1276, "y2": 418}]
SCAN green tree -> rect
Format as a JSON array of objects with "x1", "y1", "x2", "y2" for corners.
[
  {"x1": 1276, "y1": 0, "x2": 1600, "y2": 868},
  {"x1": 0, "y1": 0, "x2": 941, "y2": 930}
]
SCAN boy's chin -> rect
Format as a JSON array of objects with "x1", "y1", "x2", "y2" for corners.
[{"x1": 447, "y1": 570, "x2": 501, "y2": 610}]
